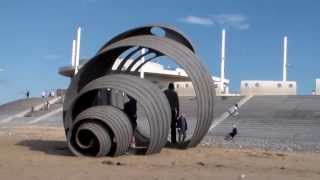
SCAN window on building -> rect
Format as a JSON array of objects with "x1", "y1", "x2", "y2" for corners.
[
  {"x1": 255, "y1": 83, "x2": 260, "y2": 87},
  {"x1": 244, "y1": 83, "x2": 249, "y2": 88},
  {"x1": 289, "y1": 84, "x2": 293, "y2": 88},
  {"x1": 176, "y1": 84, "x2": 179, "y2": 88},
  {"x1": 185, "y1": 83, "x2": 189, "y2": 88},
  {"x1": 277, "y1": 83, "x2": 282, "y2": 88}
]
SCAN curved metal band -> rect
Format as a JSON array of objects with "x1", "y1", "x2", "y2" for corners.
[
  {"x1": 63, "y1": 24, "x2": 215, "y2": 157},
  {"x1": 98, "y1": 35, "x2": 215, "y2": 147},
  {"x1": 66, "y1": 74, "x2": 171, "y2": 154},
  {"x1": 97, "y1": 24, "x2": 195, "y2": 54},
  {"x1": 70, "y1": 106, "x2": 133, "y2": 156}
]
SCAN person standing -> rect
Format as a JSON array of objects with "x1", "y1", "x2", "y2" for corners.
[
  {"x1": 51, "y1": 90, "x2": 55, "y2": 97},
  {"x1": 164, "y1": 83, "x2": 180, "y2": 144},
  {"x1": 225, "y1": 104, "x2": 240, "y2": 141},
  {"x1": 41, "y1": 91, "x2": 46, "y2": 98},
  {"x1": 177, "y1": 113, "x2": 188, "y2": 143},
  {"x1": 26, "y1": 91, "x2": 30, "y2": 98},
  {"x1": 123, "y1": 95, "x2": 137, "y2": 148},
  {"x1": 46, "y1": 100, "x2": 50, "y2": 110},
  {"x1": 232, "y1": 104, "x2": 239, "y2": 117}
]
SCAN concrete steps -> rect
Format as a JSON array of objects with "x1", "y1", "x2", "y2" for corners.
[
  {"x1": 0, "y1": 96, "x2": 63, "y2": 125},
  {"x1": 209, "y1": 96, "x2": 320, "y2": 141},
  {"x1": 27, "y1": 103, "x2": 62, "y2": 117},
  {"x1": 0, "y1": 110, "x2": 63, "y2": 128},
  {"x1": 0, "y1": 98, "x2": 45, "y2": 122}
]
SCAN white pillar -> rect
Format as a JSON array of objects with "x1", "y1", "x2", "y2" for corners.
[
  {"x1": 283, "y1": 36, "x2": 288, "y2": 82},
  {"x1": 75, "y1": 27, "x2": 81, "y2": 75},
  {"x1": 71, "y1": 40, "x2": 76, "y2": 66},
  {"x1": 220, "y1": 29, "x2": 226, "y2": 94},
  {"x1": 140, "y1": 48, "x2": 146, "y2": 79}
]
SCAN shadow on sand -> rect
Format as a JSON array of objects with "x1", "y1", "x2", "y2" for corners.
[
  {"x1": 16, "y1": 139, "x2": 73, "y2": 156},
  {"x1": 16, "y1": 139, "x2": 191, "y2": 157},
  {"x1": 164, "y1": 140, "x2": 190, "y2": 149}
]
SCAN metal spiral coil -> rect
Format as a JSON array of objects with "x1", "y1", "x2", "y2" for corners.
[{"x1": 63, "y1": 25, "x2": 215, "y2": 157}]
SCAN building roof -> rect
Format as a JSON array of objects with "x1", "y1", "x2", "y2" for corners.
[{"x1": 59, "y1": 59, "x2": 230, "y2": 83}]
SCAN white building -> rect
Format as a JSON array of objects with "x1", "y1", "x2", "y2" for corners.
[
  {"x1": 315, "y1": 79, "x2": 320, "y2": 95},
  {"x1": 60, "y1": 27, "x2": 305, "y2": 96},
  {"x1": 59, "y1": 58, "x2": 230, "y2": 96},
  {"x1": 239, "y1": 36, "x2": 297, "y2": 96},
  {"x1": 240, "y1": 80, "x2": 297, "y2": 95},
  {"x1": 59, "y1": 27, "x2": 233, "y2": 97}
]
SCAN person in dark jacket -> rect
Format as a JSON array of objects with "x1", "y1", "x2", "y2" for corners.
[
  {"x1": 26, "y1": 91, "x2": 30, "y2": 98},
  {"x1": 225, "y1": 124, "x2": 238, "y2": 141},
  {"x1": 123, "y1": 95, "x2": 137, "y2": 148},
  {"x1": 164, "y1": 83, "x2": 179, "y2": 144}
]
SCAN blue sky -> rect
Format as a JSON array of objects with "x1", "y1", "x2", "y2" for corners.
[{"x1": 1, "y1": 0, "x2": 320, "y2": 104}]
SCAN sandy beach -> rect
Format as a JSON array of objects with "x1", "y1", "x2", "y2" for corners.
[{"x1": 0, "y1": 126, "x2": 319, "y2": 180}]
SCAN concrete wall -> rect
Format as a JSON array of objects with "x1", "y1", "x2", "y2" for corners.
[
  {"x1": 174, "y1": 81, "x2": 196, "y2": 97},
  {"x1": 240, "y1": 80, "x2": 297, "y2": 95},
  {"x1": 174, "y1": 81, "x2": 230, "y2": 97}
]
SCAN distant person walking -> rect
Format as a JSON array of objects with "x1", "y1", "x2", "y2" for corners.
[
  {"x1": 51, "y1": 90, "x2": 55, "y2": 97},
  {"x1": 41, "y1": 91, "x2": 46, "y2": 98},
  {"x1": 177, "y1": 113, "x2": 188, "y2": 143},
  {"x1": 164, "y1": 83, "x2": 180, "y2": 144},
  {"x1": 225, "y1": 124, "x2": 238, "y2": 141},
  {"x1": 26, "y1": 91, "x2": 30, "y2": 98},
  {"x1": 123, "y1": 95, "x2": 137, "y2": 148},
  {"x1": 225, "y1": 104, "x2": 240, "y2": 141},
  {"x1": 230, "y1": 104, "x2": 239, "y2": 118},
  {"x1": 46, "y1": 100, "x2": 50, "y2": 110}
]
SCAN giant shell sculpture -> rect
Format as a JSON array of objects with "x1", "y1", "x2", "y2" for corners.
[{"x1": 63, "y1": 25, "x2": 215, "y2": 157}]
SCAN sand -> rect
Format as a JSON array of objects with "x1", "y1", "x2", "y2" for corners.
[{"x1": 0, "y1": 126, "x2": 319, "y2": 180}]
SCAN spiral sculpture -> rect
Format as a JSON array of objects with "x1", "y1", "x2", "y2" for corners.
[{"x1": 63, "y1": 25, "x2": 215, "y2": 157}]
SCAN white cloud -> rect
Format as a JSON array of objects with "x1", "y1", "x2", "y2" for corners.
[
  {"x1": 180, "y1": 14, "x2": 250, "y2": 30},
  {"x1": 179, "y1": 16, "x2": 214, "y2": 26},
  {"x1": 0, "y1": 68, "x2": 4, "y2": 72},
  {"x1": 211, "y1": 14, "x2": 250, "y2": 30}
]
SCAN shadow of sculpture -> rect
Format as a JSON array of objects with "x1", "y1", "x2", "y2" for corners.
[{"x1": 16, "y1": 139, "x2": 73, "y2": 156}]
